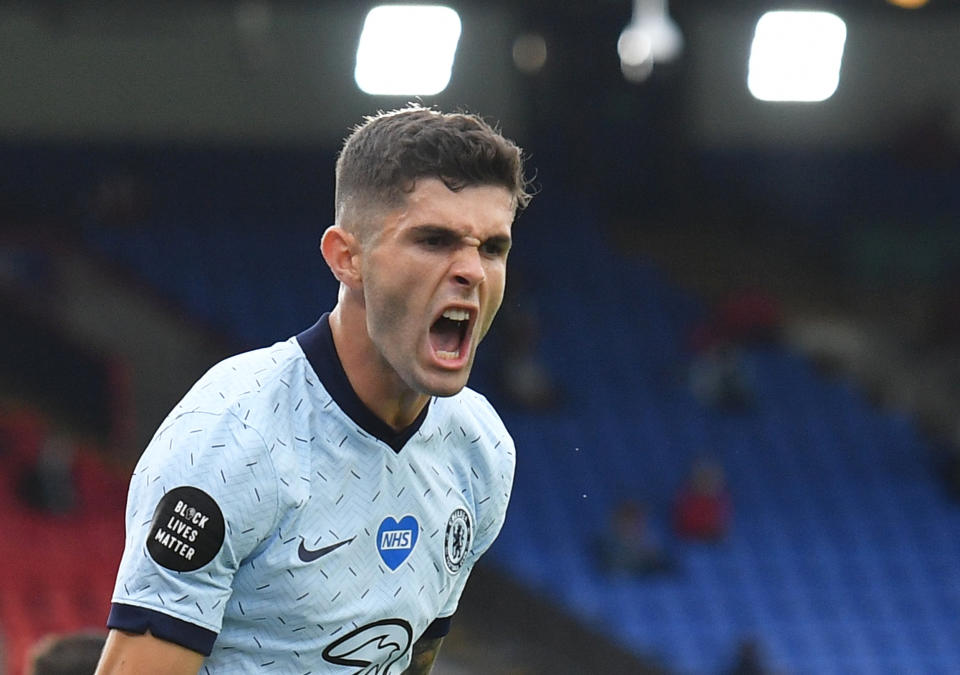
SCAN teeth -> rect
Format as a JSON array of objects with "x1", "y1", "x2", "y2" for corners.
[
  {"x1": 436, "y1": 349, "x2": 461, "y2": 360},
  {"x1": 442, "y1": 308, "x2": 470, "y2": 322}
]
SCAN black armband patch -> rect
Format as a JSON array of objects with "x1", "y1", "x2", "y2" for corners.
[{"x1": 146, "y1": 486, "x2": 225, "y2": 572}]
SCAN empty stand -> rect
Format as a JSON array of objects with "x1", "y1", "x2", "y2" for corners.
[{"x1": 14, "y1": 143, "x2": 960, "y2": 673}]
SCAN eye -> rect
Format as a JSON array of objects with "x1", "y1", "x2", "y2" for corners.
[
  {"x1": 418, "y1": 231, "x2": 455, "y2": 249},
  {"x1": 481, "y1": 240, "x2": 510, "y2": 258}
]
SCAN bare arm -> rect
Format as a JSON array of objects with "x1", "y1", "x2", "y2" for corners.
[
  {"x1": 95, "y1": 629, "x2": 205, "y2": 675},
  {"x1": 403, "y1": 636, "x2": 444, "y2": 675}
]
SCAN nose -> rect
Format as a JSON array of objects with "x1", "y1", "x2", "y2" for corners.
[{"x1": 452, "y1": 245, "x2": 485, "y2": 288}]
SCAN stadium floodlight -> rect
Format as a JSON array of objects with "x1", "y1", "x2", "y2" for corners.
[
  {"x1": 747, "y1": 11, "x2": 847, "y2": 102},
  {"x1": 618, "y1": 0, "x2": 683, "y2": 83},
  {"x1": 354, "y1": 5, "x2": 462, "y2": 96}
]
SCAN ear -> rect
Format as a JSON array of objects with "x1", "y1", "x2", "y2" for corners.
[{"x1": 320, "y1": 225, "x2": 363, "y2": 289}]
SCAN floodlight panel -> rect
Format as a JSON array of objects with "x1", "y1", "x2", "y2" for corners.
[
  {"x1": 355, "y1": 5, "x2": 462, "y2": 96},
  {"x1": 747, "y1": 11, "x2": 847, "y2": 102}
]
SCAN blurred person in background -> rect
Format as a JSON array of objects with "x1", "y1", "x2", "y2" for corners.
[
  {"x1": 17, "y1": 429, "x2": 78, "y2": 515},
  {"x1": 26, "y1": 631, "x2": 106, "y2": 675},
  {"x1": 494, "y1": 281, "x2": 562, "y2": 412},
  {"x1": 674, "y1": 456, "x2": 732, "y2": 542},
  {"x1": 96, "y1": 105, "x2": 532, "y2": 675},
  {"x1": 723, "y1": 636, "x2": 775, "y2": 675},
  {"x1": 685, "y1": 287, "x2": 780, "y2": 413},
  {"x1": 596, "y1": 499, "x2": 675, "y2": 577},
  {"x1": 687, "y1": 342, "x2": 755, "y2": 413}
]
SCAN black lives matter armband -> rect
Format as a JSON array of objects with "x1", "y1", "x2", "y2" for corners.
[{"x1": 146, "y1": 486, "x2": 225, "y2": 572}]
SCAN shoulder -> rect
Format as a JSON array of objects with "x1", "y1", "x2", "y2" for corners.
[
  {"x1": 158, "y1": 338, "x2": 323, "y2": 454},
  {"x1": 189, "y1": 334, "x2": 335, "y2": 472},
  {"x1": 430, "y1": 389, "x2": 516, "y2": 559},
  {"x1": 445, "y1": 387, "x2": 511, "y2": 439},
  {"x1": 134, "y1": 339, "x2": 318, "y2": 515},
  {"x1": 441, "y1": 388, "x2": 512, "y2": 451},
  {"x1": 432, "y1": 387, "x2": 516, "y2": 485},
  {"x1": 174, "y1": 338, "x2": 310, "y2": 416}
]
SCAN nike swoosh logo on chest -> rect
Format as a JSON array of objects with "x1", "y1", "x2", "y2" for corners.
[{"x1": 298, "y1": 536, "x2": 356, "y2": 562}]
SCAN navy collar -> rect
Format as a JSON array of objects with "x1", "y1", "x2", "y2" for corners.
[{"x1": 296, "y1": 313, "x2": 430, "y2": 453}]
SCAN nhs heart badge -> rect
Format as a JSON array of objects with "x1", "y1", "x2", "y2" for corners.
[{"x1": 377, "y1": 515, "x2": 419, "y2": 571}]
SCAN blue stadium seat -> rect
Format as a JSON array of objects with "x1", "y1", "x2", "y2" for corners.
[{"x1": 49, "y1": 143, "x2": 960, "y2": 674}]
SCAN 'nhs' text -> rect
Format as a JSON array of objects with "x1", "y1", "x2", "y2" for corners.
[{"x1": 380, "y1": 530, "x2": 413, "y2": 550}]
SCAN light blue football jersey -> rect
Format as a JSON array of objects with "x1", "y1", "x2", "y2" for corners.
[{"x1": 109, "y1": 315, "x2": 515, "y2": 673}]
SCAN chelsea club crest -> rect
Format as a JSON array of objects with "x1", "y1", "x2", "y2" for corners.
[{"x1": 443, "y1": 508, "x2": 472, "y2": 574}]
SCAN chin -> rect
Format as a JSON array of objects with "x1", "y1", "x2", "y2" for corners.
[
  {"x1": 417, "y1": 371, "x2": 471, "y2": 398},
  {"x1": 423, "y1": 380, "x2": 469, "y2": 398}
]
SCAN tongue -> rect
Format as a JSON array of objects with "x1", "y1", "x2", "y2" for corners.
[{"x1": 430, "y1": 318, "x2": 461, "y2": 353}]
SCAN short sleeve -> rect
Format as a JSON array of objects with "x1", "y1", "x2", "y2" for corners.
[
  {"x1": 437, "y1": 426, "x2": 516, "y2": 619},
  {"x1": 110, "y1": 410, "x2": 280, "y2": 640}
]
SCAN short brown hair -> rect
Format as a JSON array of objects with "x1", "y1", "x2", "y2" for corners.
[{"x1": 335, "y1": 106, "x2": 531, "y2": 236}]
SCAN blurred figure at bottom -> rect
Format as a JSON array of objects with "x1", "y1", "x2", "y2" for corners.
[
  {"x1": 27, "y1": 631, "x2": 107, "y2": 675},
  {"x1": 723, "y1": 636, "x2": 775, "y2": 675}
]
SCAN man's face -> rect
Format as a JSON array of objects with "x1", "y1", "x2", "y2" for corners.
[{"x1": 359, "y1": 178, "x2": 515, "y2": 398}]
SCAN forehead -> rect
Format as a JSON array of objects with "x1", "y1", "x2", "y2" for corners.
[{"x1": 388, "y1": 178, "x2": 515, "y2": 236}]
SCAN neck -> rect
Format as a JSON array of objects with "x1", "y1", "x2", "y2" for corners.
[{"x1": 327, "y1": 305, "x2": 429, "y2": 431}]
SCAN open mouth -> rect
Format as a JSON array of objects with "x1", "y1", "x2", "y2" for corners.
[{"x1": 429, "y1": 308, "x2": 472, "y2": 361}]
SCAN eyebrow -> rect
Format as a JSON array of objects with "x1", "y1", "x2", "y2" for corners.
[{"x1": 409, "y1": 224, "x2": 512, "y2": 248}]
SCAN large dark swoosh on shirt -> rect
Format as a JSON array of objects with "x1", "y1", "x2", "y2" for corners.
[{"x1": 298, "y1": 536, "x2": 355, "y2": 562}]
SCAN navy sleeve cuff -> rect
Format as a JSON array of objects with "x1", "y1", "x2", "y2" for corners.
[
  {"x1": 421, "y1": 616, "x2": 452, "y2": 640},
  {"x1": 107, "y1": 603, "x2": 218, "y2": 656}
]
